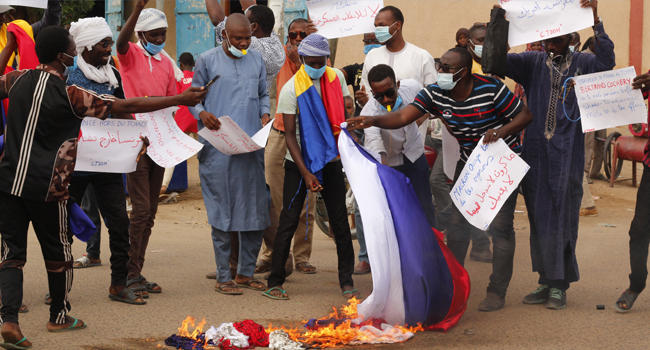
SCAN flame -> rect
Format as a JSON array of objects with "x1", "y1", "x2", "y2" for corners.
[{"x1": 177, "y1": 316, "x2": 207, "y2": 341}]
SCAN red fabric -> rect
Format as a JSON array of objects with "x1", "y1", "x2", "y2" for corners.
[
  {"x1": 7, "y1": 23, "x2": 37, "y2": 70},
  {"x1": 218, "y1": 338, "x2": 253, "y2": 350},
  {"x1": 175, "y1": 70, "x2": 197, "y2": 133},
  {"x1": 232, "y1": 320, "x2": 269, "y2": 347},
  {"x1": 319, "y1": 68, "x2": 346, "y2": 144},
  {"x1": 424, "y1": 228, "x2": 470, "y2": 332}
]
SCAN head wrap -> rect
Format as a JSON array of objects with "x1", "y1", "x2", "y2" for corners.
[
  {"x1": 0, "y1": 5, "x2": 13, "y2": 14},
  {"x1": 69, "y1": 17, "x2": 119, "y2": 88},
  {"x1": 134, "y1": 8, "x2": 183, "y2": 81},
  {"x1": 297, "y1": 34, "x2": 330, "y2": 57}
]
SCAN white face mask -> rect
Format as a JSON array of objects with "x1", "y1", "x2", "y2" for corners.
[
  {"x1": 437, "y1": 67, "x2": 465, "y2": 90},
  {"x1": 469, "y1": 39, "x2": 483, "y2": 58}
]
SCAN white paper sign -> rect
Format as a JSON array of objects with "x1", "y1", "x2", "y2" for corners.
[
  {"x1": 441, "y1": 127, "x2": 460, "y2": 180},
  {"x1": 575, "y1": 66, "x2": 648, "y2": 132},
  {"x1": 76, "y1": 118, "x2": 147, "y2": 173},
  {"x1": 500, "y1": 0, "x2": 594, "y2": 47},
  {"x1": 198, "y1": 116, "x2": 274, "y2": 155},
  {"x1": 0, "y1": 0, "x2": 47, "y2": 9},
  {"x1": 451, "y1": 137, "x2": 530, "y2": 231},
  {"x1": 307, "y1": 0, "x2": 383, "y2": 39},
  {"x1": 135, "y1": 108, "x2": 203, "y2": 167}
]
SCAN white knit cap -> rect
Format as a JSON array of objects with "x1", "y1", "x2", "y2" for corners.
[{"x1": 134, "y1": 8, "x2": 168, "y2": 32}]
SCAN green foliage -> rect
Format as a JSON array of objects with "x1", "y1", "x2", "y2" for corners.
[{"x1": 16, "y1": 0, "x2": 95, "y2": 26}]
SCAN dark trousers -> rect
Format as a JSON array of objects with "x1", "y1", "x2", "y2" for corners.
[
  {"x1": 393, "y1": 154, "x2": 437, "y2": 228},
  {"x1": 268, "y1": 160, "x2": 354, "y2": 288},
  {"x1": 0, "y1": 191, "x2": 73, "y2": 325},
  {"x1": 628, "y1": 164, "x2": 650, "y2": 294},
  {"x1": 80, "y1": 184, "x2": 101, "y2": 259},
  {"x1": 69, "y1": 173, "x2": 131, "y2": 286},
  {"x1": 447, "y1": 160, "x2": 517, "y2": 298},
  {"x1": 126, "y1": 155, "x2": 165, "y2": 280}
]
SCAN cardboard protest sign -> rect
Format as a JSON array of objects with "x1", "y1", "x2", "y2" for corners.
[
  {"x1": 198, "y1": 117, "x2": 274, "y2": 155},
  {"x1": 135, "y1": 108, "x2": 203, "y2": 167},
  {"x1": 0, "y1": 0, "x2": 47, "y2": 9},
  {"x1": 76, "y1": 118, "x2": 147, "y2": 173},
  {"x1": 451, "y1": 137, "x2": 530, "y2": 231},
  {"x1": 500, "y1": 0, "x2": 593, "y2": 47},
  {"x1": 442, "y1": 127, "x2": 460, "y2": 180},
  {"x1": 575, "y1": 66, "x2": 647, "y2": 132},
  {"x1": 307, "y1": 0, "x2": 383, "y2": 39}
]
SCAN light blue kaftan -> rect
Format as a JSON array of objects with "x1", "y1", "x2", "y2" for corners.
[{"x1": 189, "y1": 47, "x2": 271, "y2": 232}]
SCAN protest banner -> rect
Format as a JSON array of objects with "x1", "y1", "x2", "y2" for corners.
[
  {"x1": 574, "y1": 66, "x2": 647, "y2": 133},
  {"x1": 135, "y1": 108, "x2": 203, "y2": 168},
  {"x1": 307, "y1": 0, "x2": 383, "y2": 39},
  {"x1": 0, "y1": 0, "x2": 47, "y2": 8},
  {"x1": 450, "y1": 137, "x2": 530, "y2": 231},
  {"x1": 198, "y1": 117, "x2": 274, "y2": 156},
  {"x1": 76, "y1": 118, "x2": 147, "y2": 173},
  {"x1": 500, "y1": 0, "x2": 593, "y2": 47},
  {"x1": 442, "y1": 127, "x2": 460, "y2": 180}
]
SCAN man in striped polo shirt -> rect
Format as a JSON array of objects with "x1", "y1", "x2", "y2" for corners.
[{"x1": 347, "y1": 47, "x2": 532, "y2": 312}]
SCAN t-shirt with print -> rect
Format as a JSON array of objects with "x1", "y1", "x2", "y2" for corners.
[
  {"x1": 341, "y1": 63, "x2": 363, "y2": 116},
  {"x1": 411, "y1": 74, "x2": 523, "y2": 161},
  {"x1": 276, "y1": 68, "x2": 349, "y2": 162}
]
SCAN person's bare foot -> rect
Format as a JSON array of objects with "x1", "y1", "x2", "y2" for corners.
[
  {"x1": 109, "y1": 285, "x2": 146, "y2": 304},
  {"x1": 265, "y1": 287, "x2": 288, "y2": 299},
  {"x1": 342, "y1": 285, "x2": 360, "y2": 299},
  {"x1": 0, "y1": 295, "x2": 28, "y2": 313},
  {"x1": 46, "y1": 315, "x2": 87, "y2": 332},
  {"x1": 0, "y1": 322, "x2": 31, "y2": 347},
  {"x1": 160, "y1": 185, "x2": 168, "y2": 195},
  {"x1": 215, "y1": 282, "x2": 243, "y2": 294}
]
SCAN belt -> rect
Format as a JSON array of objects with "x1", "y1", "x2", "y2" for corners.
[{"x1": 272, "y1": 126, "x2": 285, "y2": 135}]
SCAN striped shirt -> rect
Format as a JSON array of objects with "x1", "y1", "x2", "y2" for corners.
[{"x1": 411, "y1": 74, "x2": 523, "y2": 161}]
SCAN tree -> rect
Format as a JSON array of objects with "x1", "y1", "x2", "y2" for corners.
[{"x1": 15, "y1": 0, "x2": 95, "y2": 27}]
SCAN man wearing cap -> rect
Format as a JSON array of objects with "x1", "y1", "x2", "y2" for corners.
[
  {"x1": 116, "y1": 0, "x2": 181, "y2": 297},
  {"x1": 264, "y1": 34, "x2": 357, "y2": 300},
  {"x1": 189, "y1": 14, "x2": 271, "y2": 296}
]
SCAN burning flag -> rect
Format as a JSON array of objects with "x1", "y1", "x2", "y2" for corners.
[{"x1": 338, "y1": 127, "x2": 470, "y2": 331}]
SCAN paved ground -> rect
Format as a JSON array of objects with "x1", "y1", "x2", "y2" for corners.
[{"x1": 11, "y1": 125, "x2": 650, "y2": 349}]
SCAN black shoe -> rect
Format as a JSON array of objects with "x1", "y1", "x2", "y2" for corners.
[
  {"x1": 523, "y1": 284, "x2": 550, "y2": 304},
  {"x1": 470, "y1": 249, "x2": 493, "y2": 263},
  {"x1": 478, "y1": 293, "x2": 505, "y2": 312},
  {"x1": 546, "y1": 288, "x2": 567, "y2": 310}
]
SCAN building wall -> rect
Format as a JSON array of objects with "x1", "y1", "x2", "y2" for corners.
[{"x1": 123, "y1": 0, "x2": 178, "y2": 59}]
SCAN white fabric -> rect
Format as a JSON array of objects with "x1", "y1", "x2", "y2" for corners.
[
  {"x1": 348, "y1": 324, "x2": 414, "y2": 345},
  {"x1": 204, "y1": 324, "x2": 250, "y2": 348},
  {"x1": 134, "y1": 8, "x2": 183, "y2": 81},
  {"x1": 69, "y1": 17, "x2": 119, "y2": 88},
  {"x1": 338, "y1": 127, "x2": 405, "y2": 325},
  {"x1": 362, "y1": 79, "x2": 423, "y2": 167},
  {"x1": 268, "y1": 330, "x2": 303, "y2": 350},
  {"x1": 360, "y1": 43, "x2": 437, "y2": 93}
]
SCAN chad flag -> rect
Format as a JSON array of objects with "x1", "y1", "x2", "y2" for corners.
[
  {"x1": 294, "y1": 66, "x2": 345, "y2": 182},
  {"x1": 339, "y1": 127, "x2": 470, "y2": 331}
]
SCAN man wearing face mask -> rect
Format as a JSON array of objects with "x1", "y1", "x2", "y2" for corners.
[
  {"x1": 347, "y1": 47, "x2": 533, "y2": 312},
  {"x1": 467, "y1": 23, "x2": 487, "y2": 75},
  {"x1": 569, "y1": 32, "x2": 582, "y2": 53},
  {"x1": 116, "y1": 0, "x2": 182, "y2": 298},
  {"x1": 190, "y1": 14, "x2": 271, "y2": 296},
  {"x1": 264, "y1": 34, "x2": 357, "y2": 300},
  {"x1": 501, "y1": 0, "x2": 615, "y2": 309}
]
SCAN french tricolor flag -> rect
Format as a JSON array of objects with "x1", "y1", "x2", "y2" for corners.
[{"x1": 339, "y1": 127, "x2": 470, "y2": 331}]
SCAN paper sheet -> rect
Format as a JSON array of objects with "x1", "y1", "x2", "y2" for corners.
[
  {"x1": 198, "y1": 117, "x2": 274, "y2": 155},
  {"x1": 575, "y1": 66, "x2": 647, "y2": 132},
  {"x1": 0, "y1": 0, "x2": 47, "y2": 9},
  {"x1": 441, "y1": 127, "x2": 460, "y2": 180},
  {"x1": 76, "y1": 118, "x2": 147, "y2": 173},
  {"x1": 500, "y1": 0, "x2": 594, "y2": 47},
  {"x1": 307, "y1": 0, "x2": 384, "y2": 39},
  {"x1": 450, "y1": 137, "x2": 530, "y2": 230},
  {"x1": 134, "y1": 108, "x2": 203, "y2": 168}
]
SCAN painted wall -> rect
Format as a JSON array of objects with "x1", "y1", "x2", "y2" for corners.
[{"x1": 123, "y1": 0, "x2": 178, "y2": 59}]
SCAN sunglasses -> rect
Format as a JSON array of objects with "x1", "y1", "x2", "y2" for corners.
[
  {"x1": 435, "y1": 62, "x2": 463, "y2": 73},
  {"x1": 98, "y1": 40, "x2": 115, "y2": 48},
  {"x1": 288, "y1": 31, "x2": 307, "y2": 39},
  {"x1": 362, "y1": 39, "x2": 381, "y2": 45},
  {"x1": 373, "y1": 88, "x2": 396, "y2": 101}
]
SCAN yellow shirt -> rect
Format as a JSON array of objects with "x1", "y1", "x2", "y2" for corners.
[{"x1": 471, "y1": 60, "x2": 484, "y2": 75}]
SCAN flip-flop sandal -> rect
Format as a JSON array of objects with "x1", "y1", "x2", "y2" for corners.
[
  {"x1": 342, "y1": 289, "x2": 359, "y2": 299},
  {"x1": 18, "y1": 304, "x2": 28, "y2": 314},
  {"x1": 262, "y1": 287, "x2": 289, "y2": 300},
  {"x1": 296, "y1": 262, "x2": 317, "y2": 274},
  {"x1": 44, "y1": 293, "x2": 51, "y2": 305},
  {"x1": 215, "y1": 282, "x2": 243, "y2": 295},
  {"x1": 0, "y1": 336, "x2": 31, "y2": 349},
  {"x1": 237, "y1": 279, "x2": 266, "y2": 291},
  {"x1": 615, "y1": 289, "x2": 640, "y2": 313},
  {"x1": 72, "y1": 256, "x2": 101, "y2": 269},
  {"x1": 49, "y1": 316, "x2": 87, "y2": 333},
  {"x1": 109, "y1": 288, "x2": 147, "y2": 305}
]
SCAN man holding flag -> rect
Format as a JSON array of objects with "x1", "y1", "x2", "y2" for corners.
[{"x1": 264, "y1": 34, "x2": 357, "y2": 300}]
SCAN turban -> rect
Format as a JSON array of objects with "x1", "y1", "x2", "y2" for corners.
[
  {"x1": 134, "y1": 8, "x2": 168, "y2": 32},
  {"x1": 69, "y1": 17, "x2": 119, "y2": 88},
  {"x1": 298, "y1": 34, "x2": 330, "y2": 57}
]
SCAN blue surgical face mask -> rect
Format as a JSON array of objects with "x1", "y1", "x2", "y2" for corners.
[
  {"x1": 375, "y1": 22, "x2": 397, "y2": 43},
  {"x1": 62, "y1": 53, "x2": 77, "y2": 76},
  {"x1": 569, "y1": 45, "x2": 576, "y2": 53},
  {"x1": 301, "y1": 58, "x2": 327, "y2": 79},
  {"x1": 380, "y1": 94, "x2": 403, "y2": 112},
  {"x1": 142, "y1": 38, "x2": 165, "y2": 55},
  {"x1": 437, "y1": 67, "x2": 465, "y2": 91},
  {"x1": 225, "y1": 32, "x2": 247, "y2": 58},
  {"x1": 364, "y1": 44, "x2": 381, "y2": 55},
  {"x1": 469, "y1": 39, "x2": 483, "y2": 58}
]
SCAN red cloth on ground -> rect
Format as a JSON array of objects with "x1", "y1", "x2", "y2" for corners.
[
  {"x1": 175, "y1": 70, "x2": 197, "y2": 133},
  {"x1": 232, "y1": 320, "x2": 269, "y2": 347},
  {"x1": 7, "y1": 22, "x2": 38, "y2": 70}
]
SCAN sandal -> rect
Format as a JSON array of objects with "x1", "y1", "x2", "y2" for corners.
[
  {"x1": 44, "y1": 293, "x2": 51, "y2": 305},
  {"x1": 262, "y1": 287, "x2": 289, "y2": 300},
  {"x1": 215, "y1": 282, "x2": 243, "y2": 295},
  {"x1": 48, "y1": 316, "x2": 87, "y2": 333},
  {"x1": 0, "y1": 336, "x2": 31, "y2": 349},
  {"x1": 140, "y1": 275, "x2": 162, "y2": 293},
  {"x1": 18, "y1": 304, "x2": 27, "y2": 314},
  {"x1": 109, "y1": 288, "x2": 146, "y2": 305},
  {"x1": 615, "y1": 289, "x2": 640, "y2": 313},
  {"x1": 237, "y1": 279, "x2": 266, "y2": 291},
  {"x1": 342, "y1": 288, "x2": 360, "y2": 299},
  {"x1": 72, "y1": 256, "x2": 101, "y2": 269},
  {"x1": 126, "y1": 277, "x2": 149, "y2": 299},
  {"x1": 255, "y1": 260, "x2": 271, "y2": 274},
  {"x1": 296, "y1": 262, "x2": 317, "y2": 274}
]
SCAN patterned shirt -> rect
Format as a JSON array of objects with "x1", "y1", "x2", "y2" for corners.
[
  {"x1": 411, "y1": 74, "x2": 523, "y2": 161},
  {"x1": 215, "y1": 17, "x2": 286, "y2": 92}
]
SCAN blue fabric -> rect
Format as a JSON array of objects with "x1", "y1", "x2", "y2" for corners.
[
  {"x1": 68, "y1": 202, "x2": 97, "y2": 242},
  {"x1": 344, "y1": 129, "x2": 454, "y2": 326}
]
